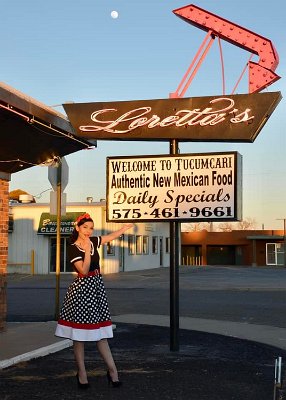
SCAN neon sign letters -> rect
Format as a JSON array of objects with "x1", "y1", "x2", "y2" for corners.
[
  {"x1": 79, "y1": 98, "x2": 253, "y2": 134},
  {"x1": 64, "y1": 92, "x2": 281, "y2": 142}
]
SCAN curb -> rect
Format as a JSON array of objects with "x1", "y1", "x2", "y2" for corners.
[
  {"x1": 0, "y1": 339, "x2": 72, "y2": 370},
  {"x1": 0, "y1": 323, "x2": 117, "y2": 370}
]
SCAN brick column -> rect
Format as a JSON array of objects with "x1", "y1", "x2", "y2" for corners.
[{"x1": 0, "y1": 174, "x2": 10, "y2": 332}]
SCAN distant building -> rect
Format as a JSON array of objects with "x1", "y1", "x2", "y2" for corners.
[
  {"x1": 8, "y1": 201, "x2": 285, "y2": 273},
  {"x1": 8, "y1": 201, "x2": 170, "y2": 274},
  {"x1": 181, "y1": 229, "x2": 285, "y2": 267}
]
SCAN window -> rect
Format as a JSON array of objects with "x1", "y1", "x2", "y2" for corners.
[
  {"x1": 143, "y1": 236, "x2": 149, "y2": 254},
  {"x1": 50, "y1": 237, "x2": 72, "y2": 272},
  {"x1": 165, "y1": 237, "x2": 170, "y2": 253},
  {"x1": 8, "y1": 213, "x2": 14, "y2": 233},
  {"x1": 128, "y1": 235, "x2": 135, "y2": 255},
  {"x1": 266, "y1": 243, "x2": 285, "y2": 265},
  {"x1": 136, "y1": 235, "x2": 142, "y2": 254},
  {"x1": 152, "y1": 236, "x2": 158, "y2": 254},
  {"x1": 266, "y1": 243, "x2": 276, "y2": 265},
  {"x1": 106, "y1": 242, "x2": 115, "y2": 256}
]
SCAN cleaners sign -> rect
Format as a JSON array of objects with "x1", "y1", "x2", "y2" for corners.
[
  {"x1": 107, "y1": 152, "x2": 242, "y2": 222},
  {"x1": 37, "y1": 212, "x2": 83, "y2": 235}
]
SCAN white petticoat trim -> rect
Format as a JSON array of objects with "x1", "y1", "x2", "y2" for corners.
[{"x1": 55, "y1": 324, "x2": 113, "y2": 341}]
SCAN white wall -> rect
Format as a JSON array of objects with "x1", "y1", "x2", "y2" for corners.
[
  {"x1": 8, "y1": 204, "x2": 49, "y2": 274},
  {"x1": 8, "y1": 203, "x2": 170, "y2": 274}
]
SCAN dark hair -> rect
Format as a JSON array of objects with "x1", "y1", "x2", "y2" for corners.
[{"x1": 70, "y1": 215, "x2": 94, "y2": 243}]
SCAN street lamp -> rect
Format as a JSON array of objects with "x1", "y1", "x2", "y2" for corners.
[{"x1": 276, "y1": 219, "x2": 286, "y2": 267}]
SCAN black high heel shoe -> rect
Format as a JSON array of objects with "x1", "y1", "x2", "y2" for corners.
[
  {"x1": 106, "y1": 370, "x2": 122, "y2": 388},
  {"x1": 76, "y1": 373, "x2": 90, "y2": 390}
]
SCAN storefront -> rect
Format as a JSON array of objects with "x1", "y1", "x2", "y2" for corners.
[
  {"x1": 181, "y1": 230, "x2": 285, "y2": 267},
  {"x1": 8, "y1": 201, "x2": 170, "y2": 274}
]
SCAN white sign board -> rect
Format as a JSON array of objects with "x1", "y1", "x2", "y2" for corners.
[
  {"x1": 49, "y1": 191, "x2": 67, "y2": 216},
  {"x1": 106, "y1": 152, "x2": 242, "y2": 222}
]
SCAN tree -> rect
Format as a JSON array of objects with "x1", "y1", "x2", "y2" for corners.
[
  {"x1": 181, "y1": 222, "x2": 211, "y2": 232},
  {"x1": 218, "y1": 218, "x2": 257, "y2": 231},
  {"x1": 235, "y1": 217, "x2": 257, "y2": 230},
  {"x1": 218, "y1": 222, "x2": 233, "y2": 232}
]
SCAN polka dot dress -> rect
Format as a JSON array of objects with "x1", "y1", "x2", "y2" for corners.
[{"x1": 55, "y1": 237, "x2": 113, "y2": 341}]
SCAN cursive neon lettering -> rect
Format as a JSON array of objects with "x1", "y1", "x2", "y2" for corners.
[{"x1": 79, "y1": 98, "x2": 254, "y2": 134}]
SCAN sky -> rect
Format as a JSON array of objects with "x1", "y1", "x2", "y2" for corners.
[{"x1": 1, "y1": 0, "x2": 286, "y2": 229}]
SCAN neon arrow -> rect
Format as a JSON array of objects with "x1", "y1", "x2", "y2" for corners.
[{"x1": 173, "y1": 4, "x2": 280, "y2": 93}]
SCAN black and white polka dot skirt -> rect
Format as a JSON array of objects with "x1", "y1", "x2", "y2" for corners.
[{"x1": 55, "y1": 273, "x2": 113, "y2": 341}]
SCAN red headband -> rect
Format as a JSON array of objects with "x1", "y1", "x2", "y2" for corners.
[{"x1": 76, "y1": 213, "x2": 91, "y2": 224}]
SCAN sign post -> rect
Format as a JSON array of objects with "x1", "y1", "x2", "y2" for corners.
[
  {"x1": 48, "y1": 157, "x2": 69, "y2": 320},
  {"x1": 106, "y1": 150, "x2": 242, "y2": 351},
  {"x1": 169, "y1": 139, "x2": 180, "y2": 351},
  {"x1": 55, "y1": 162, "x2": 62, "y2": 320}
]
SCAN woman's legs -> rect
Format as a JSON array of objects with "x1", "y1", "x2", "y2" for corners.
[
  {"x1": 96, "y1": 339, "x2": 119, "y2": 381},
  {"x1": 73, "y1": 341, "x2": 89, "y2": 384}
]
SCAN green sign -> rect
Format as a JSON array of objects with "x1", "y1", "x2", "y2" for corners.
[{"x1": 37, "y1": 212, "x2": 84, "y2": 235}]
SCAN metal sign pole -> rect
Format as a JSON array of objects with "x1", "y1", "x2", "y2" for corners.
[
  {"x1": 54, "y1": 161, "x2": 62, "y2": 320},
  {"x1": 169, "y1": 139, "x2": 180, "y2": 351}
]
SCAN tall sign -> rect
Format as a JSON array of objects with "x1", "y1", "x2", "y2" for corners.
[{"x1": 63, "y1": 4, "x2": 281, "y2": 353}]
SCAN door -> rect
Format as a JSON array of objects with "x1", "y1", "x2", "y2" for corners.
[{"x1": 207, "y1": 245, "x2": 235, "y2": 265}]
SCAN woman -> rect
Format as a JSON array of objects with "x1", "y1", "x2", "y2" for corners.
[{"x1": 55, "y1": 213, "x2": 134, "y2": 389}]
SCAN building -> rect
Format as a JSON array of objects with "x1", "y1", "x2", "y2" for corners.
[
  {"x1": 181, "y1": 229, "x2": 286, "y2": 267},
  {"x1": 8, "y1": 200, "x2": 286, "y2": 272},
  {"x1": 8, "y1": 201, "x2": 170, "y2": 274}
]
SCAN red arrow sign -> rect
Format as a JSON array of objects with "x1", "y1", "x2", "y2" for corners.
[{"x1": 173, "y1": 4, "x2": 280, "y2": 93}]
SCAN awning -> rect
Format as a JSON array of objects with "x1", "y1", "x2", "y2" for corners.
[
  {"x1": 37, "y1": 212, "x2": 84, "y2": 235},
  {"x1": 247, "y1": 235, "x2": 284, "y2": 240},
  {"x1": 0, "y1": 82, "x2": 95, "y2": 174}
]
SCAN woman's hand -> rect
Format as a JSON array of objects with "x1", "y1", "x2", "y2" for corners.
[
  {"x1": 101, "y1": 223, "x2": 135, "y2": 245},
  {"x1": 81, "y1": 237, "x2": 92, "y2": 253},
  {"x1": 123, "y1": 223, "x2": 135, "y2": 230}
]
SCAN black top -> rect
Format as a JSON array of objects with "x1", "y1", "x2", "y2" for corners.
[{"x1": 68, "y1": 236, "x2": 102, "y2": 273}]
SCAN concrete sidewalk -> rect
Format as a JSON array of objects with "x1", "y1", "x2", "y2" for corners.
[
  {"x1": 1, "y1": 314, "x2": 286, "y2": 370},
  {"x1": 0, "y1": 321, "x2": 72, "y2": 369}
]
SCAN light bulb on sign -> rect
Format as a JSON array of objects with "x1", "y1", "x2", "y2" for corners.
[{"x1": 111, "y1": 10, "x2": 119, "y2": 19}]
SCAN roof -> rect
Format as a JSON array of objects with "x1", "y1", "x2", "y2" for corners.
[
  {"x1": 9, "y1": 201, "x2": 106, "y2": 208},
  {"x1": 246, "y1": 235, "x2": 284, "y2": 240},
  {"x1": 0, "y1": 82, "x2": 95, "y2": 174}
]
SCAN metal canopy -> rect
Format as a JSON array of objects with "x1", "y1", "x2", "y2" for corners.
[
  {"x1": 247, "y1": 235, "x2": 283, "y2": 240},
  {"x1": 0, "y1": 82, "x2": 93, "y2": 174}
]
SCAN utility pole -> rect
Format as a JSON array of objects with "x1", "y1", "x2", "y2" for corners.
[
  {"x1": 48, "y1": 157, "x2": 69, "y2": 319},
  {"x1": 55, "y1": 162, "x2": 62, "y2": 320}
]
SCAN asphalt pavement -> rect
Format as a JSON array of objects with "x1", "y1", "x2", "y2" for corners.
[
  {"x1": 1, "y1": 321, "x2": 285, "y2": 400},
  {"x1": 1, "y1": 266, "x2": 286, "y2": 399}
]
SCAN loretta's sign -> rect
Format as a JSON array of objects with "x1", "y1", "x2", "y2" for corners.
[
  {"x1": 106, "y1": 152, "x2": 242, "y2": 222},
  {"x1": 64, "y1": 92, "x2": 281, "y2": 142}
]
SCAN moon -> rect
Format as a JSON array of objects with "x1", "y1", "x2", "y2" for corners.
[{"x1": 111, "y1": 10, "x2": 119, "y2": 19}]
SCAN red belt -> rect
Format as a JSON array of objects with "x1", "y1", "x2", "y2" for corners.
[{"x1": 77, "y1": 270, "x2": 100, "y2": 278}]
